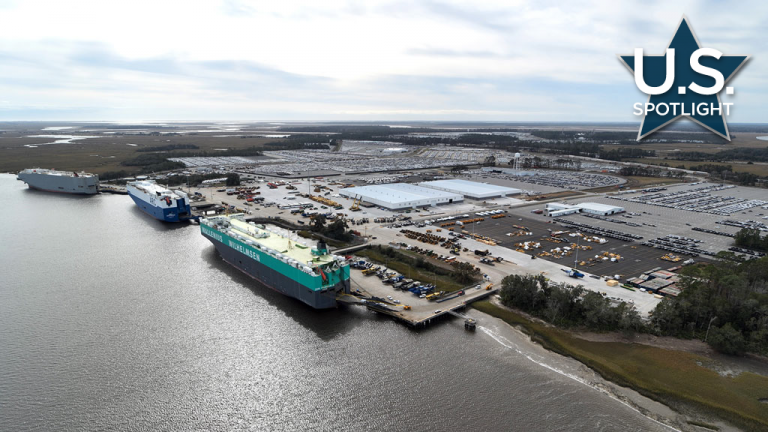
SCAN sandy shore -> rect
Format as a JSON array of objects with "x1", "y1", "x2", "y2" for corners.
[{"x1": 472, "y1": 299, "x2": 743, "y2": 432}]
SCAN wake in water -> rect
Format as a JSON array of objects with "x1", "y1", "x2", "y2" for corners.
[{"x1": 479, "y1": 324, "x2": 681, "y2": 432}]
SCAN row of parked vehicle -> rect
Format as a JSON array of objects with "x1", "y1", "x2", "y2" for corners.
[
  {"x1": 728, "y1": 246, "x2": 766, "y2": 257},
  {"x1": 692, "y1": 227, "x2": 734, "y2": 238},
  {"x1": 553, "y1": 218, "x2": 643, "y2": 242},
  {"x1": 614, "y1": 184, "x2": 766, "y2": 216},
  {"x1": 641, "y1": 235, "x2": 710, "y2": 257},
  {"x1": 350, "y1": 259, "x2": 447, "y2": 301}
]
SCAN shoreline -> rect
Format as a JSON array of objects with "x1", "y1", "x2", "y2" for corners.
[
  {"x1": 470, "y1": 298, "x2": 760, "y2": 432},
  {"x1": 474, "y1": 312, "x2": 687, "y2": 431}
]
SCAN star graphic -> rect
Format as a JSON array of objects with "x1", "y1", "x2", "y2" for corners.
[{"x1": 619, "y1": 16, "x2": 749, "y2": 141}]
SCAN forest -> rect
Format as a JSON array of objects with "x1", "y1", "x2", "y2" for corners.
[
  {"x1": 734, "y1": 228, "x2": 768, "y2": 252},
  {"x1": 599, "y1": 147, "x2": 656, "y2": 161},
  {"x1": 651, "y1": 257, "x2": 768, "y2": 355},
  {"x1": 500, "y1": 256, "x2": 768, "y2": 356},
  {"x1": 670, "y1": 147, "x2": 768, "y2": 163},
  {"x1": 499, "y1": 274, "x2": 644, "y2": 332}
]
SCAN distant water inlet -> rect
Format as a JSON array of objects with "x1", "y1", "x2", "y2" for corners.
[{"x1": 24, "y1": 135, "x2": 98, "y2": 147}]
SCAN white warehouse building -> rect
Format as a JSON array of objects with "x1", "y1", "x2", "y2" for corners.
[
  {"x1": 340, "y1": 183, "x2": 463, "y2": 210},
  {"x1": 545, "y1": 202, "x2": 625, "y2": 217},
  {"x1": 418, "y1": 179, "x2": 521, "y2": 199}
]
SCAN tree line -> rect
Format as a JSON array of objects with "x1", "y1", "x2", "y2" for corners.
[
  {"x1": 500, "y1": 256, "x2": 768, "y2": 356},
  {"x1": 651, "y1": 256, "x2": 768, "y2": 355},
  {"x1": 499, "y1": 274, "x2": 643, "y2": 332},
  {"x1": 309, "y1": 214, "x2": 353, "y2": 242},
  {"x1": 669, "y1": 147, "x2": 768, "y2": 163},
  {"x1": 599, "y1": 147, "x2": 656, "y2": 161},
  {"x1": 619, "y1": 166, "x2": 686, "y2": 178},
  {"x1": 530, "y1": 130, "x2": 728, "y2": 144},
  {"x1": 689, "y1": 166, "x2": 761, "y2": 186},
  {"x1": 136, "y1": 144, "x2": 199, "y2": 152},
  {"x1": 119, "y1": 153, "x2": 185, "y2": 173},
  {"x1": 515, "y1": 156, "x2": 583, "y2": 171},
  {"x1": 734, "y1": 228, "x2": 768, "y2": 252}
]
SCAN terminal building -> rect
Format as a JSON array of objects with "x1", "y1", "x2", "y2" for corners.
[
  {"x1": 418, "y1": 179, "x2": 521, "y2": 199},
  {"x1": 340, "y1": 183, "x2": 463, "y2": 210},
  {"x1": 545, "y1": 202, "x2": 625, "y2": 217}
]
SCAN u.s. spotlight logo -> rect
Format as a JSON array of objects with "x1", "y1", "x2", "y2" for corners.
[{"x1": 618, "y1": 16, "x2": 749, "y2": 141}]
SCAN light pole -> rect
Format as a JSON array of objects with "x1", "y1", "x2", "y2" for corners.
[{"x1": 574, "y1": 234, "x2": 581, "y2": 270}]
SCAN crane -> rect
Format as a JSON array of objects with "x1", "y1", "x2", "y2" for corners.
[{"x1": 350, "y1": 195, "x2": 362, "y2": 212}]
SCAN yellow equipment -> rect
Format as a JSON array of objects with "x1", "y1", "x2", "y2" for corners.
[{"x1": 350, "y1": 195, "x2": 362, "y2": 212}]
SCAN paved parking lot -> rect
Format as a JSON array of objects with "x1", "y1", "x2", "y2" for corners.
[
  {"x1": 504, "y1": 188, "x2": 768, "y2": 254},
  {"x1": 460, "y1": 215, "x2": 703, "y2": 279}
]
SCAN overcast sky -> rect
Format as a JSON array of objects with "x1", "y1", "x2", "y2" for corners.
[{"x1": 0, "y1": 0, "x2": 765, "y2": 122}]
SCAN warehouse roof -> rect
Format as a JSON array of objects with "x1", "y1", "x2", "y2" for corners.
[
  {"x1": 340, "y1": 183, "x2": 462, "y2": 206},
  {"x1": 575, "y1": 202, "x2": 625, "y2": 212},
  {"x1": 418, "y1": 179, "x2": 521, "y2": 197}
]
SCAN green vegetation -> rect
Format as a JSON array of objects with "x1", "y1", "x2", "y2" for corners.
[
  {"x1": 164, "y1": 173, "x2": 227, "y2": 187},
  {"x1": 623, "y1": 176, "x2": 685, "y2": 187},
  {"x1": 686, "y1": 163, "x2": 761, "y2": 186},
  {"x1": 500, "y1": 257, "x2": 768, "y2": 357},
  {"x1": 309, "y1": 215, "x2": 353, "y2": 242},
  {"x1": 472, "y1": 301, "x2": 768, "y2": 431},
  {"x1": 451, "y1": 261, "x2": 479, "y2": 284},
  {"x1": 531, "y1": 130, "x2": 728, "y2": 144},
  {"x1": 599, "y1": 147, "x2": 656, "y2": 161},
  {"x1": 516, "y1": 155, "x2": 584, "y2": 170},
  {"x1": 500, "y1": 274, "x2": 643, "y2": 332},
  {"x1": 263, "y1": 141, "x2": 329, "y2": 150},
  {"x1": 277, "y1": 125, "x2": 436, "y2": 139},
  {"x1": 99, "y1": 170, "x2": 131, "y2": 181},
  {"x1": 171, "y1": 145, "x2": 265, "y2": 158},
  {"x1": 225, "y1": 173, "x2": 240, "y2": 187},
  {"x1": 630, "y1": 147, "x2": 768, "y2": 186},
  {"x1": 499, "y1": 256, "x2": 768, "y2": 356},
  {"x1": 651, "y1": 256, "x2": 768, "y2": 355},
  {"x1": 136, "y1": 143, "x2": 199, "y2": 152},
  {"x1": 357, "y1": 245, "x2": 474, "y2": 292},
  {"x1": 619, "y1": 165, "x2": 687, "y2": 179},
  {"x1": 675, "y1": 147, "x2": 768, "y2": 163},
  {"x1": 734, "y1": 229, "x2": 768, "y2": 253},
  {"x1": 120, "y1": 153, "x2": 185, "y2": 173}
]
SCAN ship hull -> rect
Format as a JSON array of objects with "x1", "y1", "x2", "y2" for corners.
[
  {"x1": 18, "y1": 172, "x2": 98, "y2": 195},
  {"x1": 127, "y1": 185, "x2": 193, "y2": 223},
  {"x1": 202, "y1": 230, "x2": 348, "y2": 309}
]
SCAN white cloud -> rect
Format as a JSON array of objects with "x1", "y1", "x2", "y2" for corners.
[{"x1": 0, "y1": 0, "x2": 765, "y2": 121}]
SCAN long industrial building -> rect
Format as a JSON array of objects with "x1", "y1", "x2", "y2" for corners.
[
  {"x1": 340, "y1": 183, "x2": 463, "y2": 210},
  {"x1": 545, "y1": 202, "x2": 625, "y2": 217},
  {"x1": 418, "y1": 179, "x2": 521, "y2": 199}
]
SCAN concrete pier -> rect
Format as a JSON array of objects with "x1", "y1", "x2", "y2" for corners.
[{"x1": 345, "y1": 269, "x2": 498, "y2": 328}]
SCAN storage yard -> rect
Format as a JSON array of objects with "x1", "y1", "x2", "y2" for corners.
[
  {"x1": 165, "y1": 146, "x2": 768, "y2": 322},
  {"x1": 479, "y1": 168, "x2": 626, "y2": 190}
]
